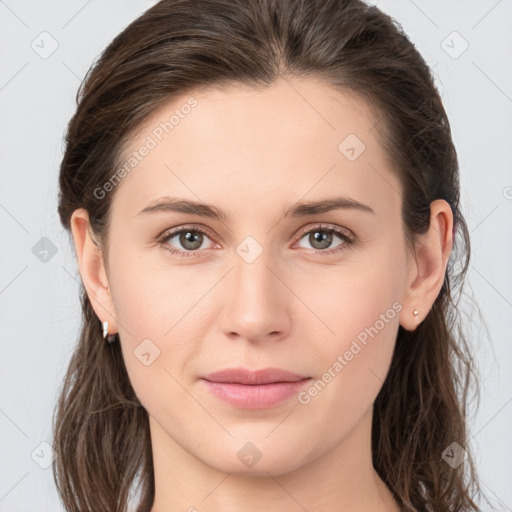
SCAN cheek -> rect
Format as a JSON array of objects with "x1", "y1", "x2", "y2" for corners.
[
  {"x1": 296, "y1": 291, "x2": 400, "y2": 448},
  {"x1": 107, "y1": 249, "x2": 210, "y2": 400},
  {"x1": 297, "y1": 248, "x2": 403, "y2": 346},
  {"x1": 301, "y1": 317, "x2": 398, "y2": 450},
  {"x1": 295, "y1": 250, "x2": 403, "y2": 419},
  {"x1": 108, "y1": 245, "x2": 206, "y2": 341}
]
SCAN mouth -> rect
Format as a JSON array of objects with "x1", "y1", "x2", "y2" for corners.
[{"x1": 200, "y1": 367, "x2": 312, "y2": 409}]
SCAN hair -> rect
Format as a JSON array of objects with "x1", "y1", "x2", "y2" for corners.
[{"x1": 53, "y1": 0, "x2": 484, "y2": 510}]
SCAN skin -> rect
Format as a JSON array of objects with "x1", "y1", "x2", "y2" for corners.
[{"x1": 70, "y1": 77, "x2": 453, "y2": 512}]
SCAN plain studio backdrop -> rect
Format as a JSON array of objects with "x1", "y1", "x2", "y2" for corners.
[{"x1": 0, "y1": 1, "x2": 511, "y2": 510}]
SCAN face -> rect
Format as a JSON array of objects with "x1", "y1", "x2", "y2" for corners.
[{"x1": 100, "y1": 77, "x2": 413, "y2": 475}]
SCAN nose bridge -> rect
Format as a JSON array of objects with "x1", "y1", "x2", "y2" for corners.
[
  {"x1": 232, "y1": 235, "x2": 278, "y2": 312},
  {"x1": 218, "y1": 235, "x2": 290, "y2": 340}
]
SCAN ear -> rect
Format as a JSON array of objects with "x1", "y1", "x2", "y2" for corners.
[
  {"x1": 399, "y1": 199, "x2": 454, "y2": 331},
  {"x1": 70, "y1": 208, "x2": 118, "y2": 335}
]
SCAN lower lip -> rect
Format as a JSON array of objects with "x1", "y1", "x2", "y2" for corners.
[{"x1": 201, "y1": 378, "x2": 312, "y2": 409}]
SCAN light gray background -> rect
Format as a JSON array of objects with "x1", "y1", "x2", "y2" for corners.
[{"x1": 1, "y1": 1, "x2": 511, "y2": 510}]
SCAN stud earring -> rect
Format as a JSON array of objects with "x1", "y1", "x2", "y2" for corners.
[{"x1": 413, "y1": 309, "x2": 419, "y2": 321}]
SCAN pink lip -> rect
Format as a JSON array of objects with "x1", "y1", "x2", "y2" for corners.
[{"x1": 200, "y1": 367, "x2": 311, "y2": 409}]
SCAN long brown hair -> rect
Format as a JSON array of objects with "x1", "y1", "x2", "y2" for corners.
[{"x1": 53, "y1": 0, "x2": 483, "y2": 510}]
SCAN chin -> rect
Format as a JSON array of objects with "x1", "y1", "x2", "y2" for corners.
[{"x1": 200, "y1": 438, "x2": 311, "y2": 477}]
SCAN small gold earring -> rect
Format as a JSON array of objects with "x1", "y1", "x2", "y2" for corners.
[{"x1": 413, "y1": 309, "x2": 419, "y2": 320}]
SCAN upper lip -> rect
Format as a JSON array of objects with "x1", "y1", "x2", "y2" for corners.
[{"x1": 202, "y1": 367, "x2": 310, "y2": 385}]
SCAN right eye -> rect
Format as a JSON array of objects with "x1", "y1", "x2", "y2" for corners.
[{"x1": 158, "y1": 226, "x2": 217, "y2": 257}]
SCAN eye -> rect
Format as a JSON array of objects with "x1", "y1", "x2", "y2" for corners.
[
  {"x1": 158, "y1": 225, "x2": 216, "y2": 257},
  {"x1": 294, "y1": 224, "x2": 354, "y2": 254}
]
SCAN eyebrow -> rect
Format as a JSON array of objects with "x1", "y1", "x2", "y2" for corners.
[{"x1": 136, "y1": 195, "x2": 375, "y2": 220}]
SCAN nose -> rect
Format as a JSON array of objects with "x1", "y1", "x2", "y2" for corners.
[{"x1": 217, "y1": 244, "x2": 292, "y2": 344}]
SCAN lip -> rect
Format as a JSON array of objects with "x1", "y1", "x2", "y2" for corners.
[
  {"x1": 202, "y1": 367, "x2": 309, "y2": 385},
  {"x1": 200, "y1": 367, "x2": 312, "y2": 409}
]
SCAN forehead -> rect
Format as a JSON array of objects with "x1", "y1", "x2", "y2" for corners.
[{"x1": 111, "y1": 77, "x2": 400, "y2": 221}]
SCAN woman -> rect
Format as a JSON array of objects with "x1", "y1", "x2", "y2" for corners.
[{"x1": 52, "y1": 0, "x2": 483, "y2": 510}]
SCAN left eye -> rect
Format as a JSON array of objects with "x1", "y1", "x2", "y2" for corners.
[
  {"x1": 295, "y1": 227, "x2": 351, "y2": 252},
  {"x1": 158, "y1": 225, "x2": 353, "y2": 257}
]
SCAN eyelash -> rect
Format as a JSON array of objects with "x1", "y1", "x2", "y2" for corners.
[{"x1": 157, "y1": 224, "x2": 355, "y2": 258}]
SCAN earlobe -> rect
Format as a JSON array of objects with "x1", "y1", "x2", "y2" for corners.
[
  {"x1": 399, "y1": 199, "x2": 454, "y2": 331},
  {"x1": 70, "y1": 208, "x2": 118, "y2": 335}
]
